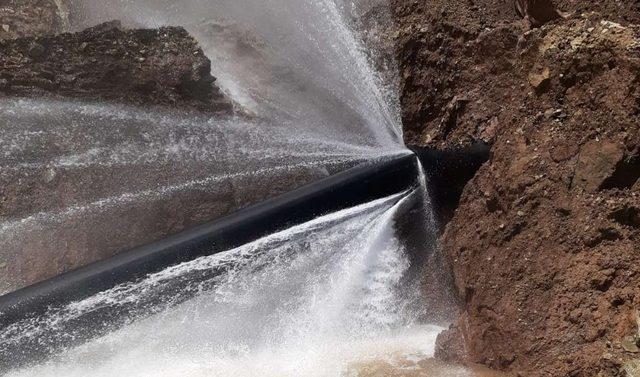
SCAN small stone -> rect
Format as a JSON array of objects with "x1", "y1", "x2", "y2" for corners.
[
  {"x1": 1, "y1": 24, "x2": 9, "y2": 33},
  {"x1": 529, "y1": 67, "x2": 551, "y2": 92},
  {"x1": 573, "y1": 140, "x2": 626, "y2": 192},
  {"x1": 517, "y1": 211, "x2": 525, "y2": 217},
  {"x1": 600, "y1": 20, "x2": 624, "y2": 30},
  {"x1": 622, "y1": 336, "x2": 640, "y2": 353},
  {"x1": 79, "y1": 42, "x2": 89, "y2": 50},
  {"x1": 571, "y1": 36, "x2": 585, "y2": 50},
  {"x1": 0, "y1": 262, "x2": 6, "y2": 269},
  {"x1": 622, "y1": 359, "x2": 640, "y2": 377},
  {"x1": 554, "y1": 109, "x2": 568, "y2": 120},
  {"x1": 43, "y1": 168, "x2": 56, "y2": 183},
  {"x1": 544, "y1": 108, "x2": 555, "y2": 118}
]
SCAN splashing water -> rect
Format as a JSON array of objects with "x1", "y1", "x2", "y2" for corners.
[
  {"x1": 3, "y1": 193, "x2": 448, "y2": 377},
  {"x1": 0, "y1": 96, "x2": 406, "y2": 293},
  {"x1": 0, "y1": 0, "x2": 407, "y2": 291},
  {"x1": 72, "y1": 0, "x2": 403, "y2": 146},
  {"x1": 0, "y1": 0, "x2": 471, "y2": 375}
]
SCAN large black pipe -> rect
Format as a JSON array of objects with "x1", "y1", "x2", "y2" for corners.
[
  {"x1": 0, "y1": 153, "x2": 418, "y2": 368},
  {"x1": 410, "y1": 142, "x2": 491, "y2": 231}
]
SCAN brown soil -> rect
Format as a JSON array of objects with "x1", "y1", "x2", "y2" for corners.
[
  {"x1": 0, "y1": 20, "x2": 232, "y2": 112},
  {"x1": 390, "y1": 0, "x2": 640, "y2": 376}
]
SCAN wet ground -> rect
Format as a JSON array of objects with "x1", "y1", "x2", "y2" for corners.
[{"x1": 350, "y1": 356, "x2": 509, "y2": 377}]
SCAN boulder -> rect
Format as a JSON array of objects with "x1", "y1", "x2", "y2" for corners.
[
  {"x1": 573, "y1": 140, "x2": 625, "y2": 192},
  {"x1": 0, "y1": 21, "x2": 233, "y2": 112}
]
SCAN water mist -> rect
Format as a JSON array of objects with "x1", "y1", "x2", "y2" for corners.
[{"x1": 0, "y1": 0, "x2": 462, "y2": 375}]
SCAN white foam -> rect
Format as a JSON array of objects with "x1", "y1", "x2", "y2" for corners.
[{"x1": 5, "y1": 193, "x2": 445, "y2": 377}]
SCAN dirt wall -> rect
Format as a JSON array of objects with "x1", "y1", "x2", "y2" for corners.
[{"x1": 390, "y1": 1, "x2": 640, "y2": 375}]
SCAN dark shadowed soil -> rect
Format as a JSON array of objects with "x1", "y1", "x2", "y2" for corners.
[{"x1": 389, "y1": 0, "x2": 640, "y2": 375}]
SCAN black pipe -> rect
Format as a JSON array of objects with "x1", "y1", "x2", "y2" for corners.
[
  {"x1": 0, "y1": 153, "x2": 418, "y2": 369},
  {"x1": 410, "y1": 142, "x2": 491, "y2": 231}
]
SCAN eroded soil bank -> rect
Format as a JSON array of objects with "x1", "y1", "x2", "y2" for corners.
[{"x1": 390, "y1": 0, "x2": 640, "y2": 375}]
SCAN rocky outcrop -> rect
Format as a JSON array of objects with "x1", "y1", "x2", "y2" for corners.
[
  {"x1": 391, "y1": 0, "x2": 640, "y2": 375},
  {"x1": 0, "y1": 20, "x2": 232, "y2": 112},
  {"x1": 1, "y1": 1, "x2": 231, "y2": 111}
]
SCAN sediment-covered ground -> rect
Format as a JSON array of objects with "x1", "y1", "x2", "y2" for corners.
[{"x1": 390, "y1": 0, "x2": 640, "y2": 375}]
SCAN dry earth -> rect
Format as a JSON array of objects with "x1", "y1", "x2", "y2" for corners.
[{"x1": 389, "y1": 0, "x2": 640, "y2": 375}]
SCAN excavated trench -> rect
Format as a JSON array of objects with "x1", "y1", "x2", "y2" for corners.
[
  {"x1": 0, "y1": 1, "x2": 499, "y2": 376},
  {"x1": 0, "y1": 147, "x2": 492, "y2": 374}
]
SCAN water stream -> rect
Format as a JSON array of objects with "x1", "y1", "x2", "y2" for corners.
[
  {"x1": 0, "y1": 0, "x2": 471, "y2": 375},
  {"x1": 71, "y1": 0, "x2": 403, "y2": 146},
  {"x1": 3, "y1": 193, "x2": 449, "y2": 377},
  {"x1": 0, "y1": 0, "x2": 407, "y2": 292}
]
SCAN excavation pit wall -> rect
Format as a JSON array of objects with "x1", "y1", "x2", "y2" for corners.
[{"x1": 390, "y1": 0, "x2": 640, "y2": 375}]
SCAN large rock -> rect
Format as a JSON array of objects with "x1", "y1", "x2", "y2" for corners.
[
  {"x1": 0, "y1": 21, "x2": 233, "y2": 112},
  {"x1": 573, "y1": 140, "x2": 625, "y2": 192}
]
